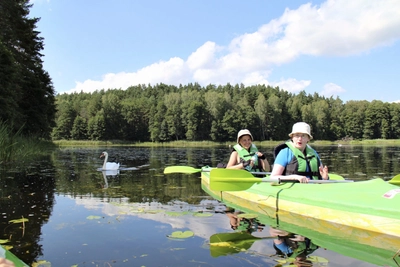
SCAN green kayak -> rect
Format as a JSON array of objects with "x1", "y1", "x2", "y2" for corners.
[
  {"x1": 0, "y1": 245, "x2": 28, "y2": 267},
  {"x1": 200, "y1": 167, "x2": 400, "y2": 240}
]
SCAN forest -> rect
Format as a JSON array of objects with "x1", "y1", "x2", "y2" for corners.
[
  {"x1": 52, "y1": 84, "x2": 400, "y2": 142},
  {"x1": 1, "y1": 1, "x2": 400, "y2": 144}
]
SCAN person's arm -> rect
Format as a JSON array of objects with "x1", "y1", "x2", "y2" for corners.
[
  {"x1": 257, "y1": 152, "x2": 270, "y2": 172},
  {"x1": 226, "y1": 151, "x2": 247, "y2": 169}
]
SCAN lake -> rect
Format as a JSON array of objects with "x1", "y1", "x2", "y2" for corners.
[{"x1": 1, "y1": 145, "x2": 399, "y2": 267}]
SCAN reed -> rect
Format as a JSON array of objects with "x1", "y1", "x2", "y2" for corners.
[
  {"x1": 0, "y1": 122, "x2": 55, "y2": 164},
  {"x1": 52, "y1": 139, "x2": 400, "y2": 148}
]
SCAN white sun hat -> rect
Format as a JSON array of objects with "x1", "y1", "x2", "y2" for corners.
[
  {"x1": 289, "y1": 122, "x2": 313, "y2": 140},
  {"x1": 237, "y1": 129, "x2": 253, "y2": 143}
]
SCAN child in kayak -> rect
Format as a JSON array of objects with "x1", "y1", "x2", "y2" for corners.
[
  {"x1": 271, "y1": 122, "x2": 329, "y2": 183},
  {"x1": 226, "y1": 129, "x2": 270, "y2": 172}
]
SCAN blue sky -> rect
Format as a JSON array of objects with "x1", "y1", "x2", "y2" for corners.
[{"x1": 30, "y1": 0, "x2": 400, "y2": 103}]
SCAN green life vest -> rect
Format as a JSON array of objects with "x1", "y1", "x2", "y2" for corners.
[
  {"x1": 290, "y1": 238, "x2": 319, "y2": 259},
  {"x1": 275, "y1": 141, "x2": 322, "y2": 180},
  {"x1": 233, "y1": 143, "x2": 261, "y2": 172}
]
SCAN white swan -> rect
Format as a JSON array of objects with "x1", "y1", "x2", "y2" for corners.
[{"x1": 100, "y1": 151, "x2": 120, "y2": 170}]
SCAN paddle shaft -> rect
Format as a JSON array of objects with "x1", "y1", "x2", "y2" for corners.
[
  {"x1": 164, "y1": 166, "x2": 272, "y2": 175},
  {"x1": 210, "y1": 169, "x2": 351, "y2": 183},
  {"x1": 212, "y1": 177, "x2": 353, "y2": 184}
]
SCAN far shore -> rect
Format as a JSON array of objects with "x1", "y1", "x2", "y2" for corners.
[{"x1": 53, "y1": 139, "x2": 400, "y2": 147}]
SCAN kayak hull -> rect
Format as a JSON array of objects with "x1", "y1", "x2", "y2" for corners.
[{"x1": 201, "y1": 167, "x2": 400, "y2": 240}]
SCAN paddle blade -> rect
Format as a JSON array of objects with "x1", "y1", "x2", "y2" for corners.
[
  {"x1": 163, "y1": 166, "x2": 202, "y2": 174},
  {"x1": 328, "y1": 173, "x2": 345, "y2": 180},
  {"x1": 388, "y1": 174, "x2": 400, "y2": 185},
  {"x1": 209, "y1": 169, "x2": 263, "y2": 191}
]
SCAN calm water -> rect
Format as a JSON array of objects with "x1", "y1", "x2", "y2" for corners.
[{"x1": 1, "y1": 145, "x2": 399, "y2": 267}]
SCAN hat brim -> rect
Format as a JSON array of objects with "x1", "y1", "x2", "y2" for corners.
[{"x1": 289, "y1": 133, "x2": 313, "y2": 140}]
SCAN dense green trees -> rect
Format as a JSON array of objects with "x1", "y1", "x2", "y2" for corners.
[
  {"x1": 52, "y1": 85, "x2": 400, "y2": 142},
  {"x1": 0, "y1": 0, "x2": 56, "y2": 139}
]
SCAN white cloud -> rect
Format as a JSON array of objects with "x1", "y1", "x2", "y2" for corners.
[
  {"x1": 68, "y1": 0, "x2": 400, "y2": 94},
  {"x1": 272, "y1": 78, "x2": 311, "y2": 93},
  {"x1": 320, "y1": 82, "x2": 346, "y2": 97}
]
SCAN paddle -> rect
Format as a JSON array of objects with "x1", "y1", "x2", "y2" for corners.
[
  {"x1": 163, "y1": 166, "x2": 206, "y2": 174},
  {"x1": 209, "y1": 232, "x2": 273, "y2": 257},
  {"x1": 163, "y1": 166, "x2": 272, "y2": 176},
  {"x1": 388, "y1": 174, "x2": 400, "y2": 185},
  {"x1": 209, "y1": 169, "x2": 353, "y2": 191}
]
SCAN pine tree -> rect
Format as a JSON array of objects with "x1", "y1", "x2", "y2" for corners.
[{"x1": 0, "y1": 0, "x2": 56, "y2": 138}]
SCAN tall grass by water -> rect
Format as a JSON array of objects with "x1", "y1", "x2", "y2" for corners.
[
  {"x1": 0, "y1": 122, "x2": 55, "y2": 164},
  {"x1": 53, "y1": 139, "x2": 400, "y2": 148}
]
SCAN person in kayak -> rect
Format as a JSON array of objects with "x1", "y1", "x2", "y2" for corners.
[
  {"x1": 226, "y1": 129, "x2": 270, "y2": 172},
  {"x1": 270, "y1": 227, "x2": 319, "y2": 266},
  {"x1": 270, "y1": 122, "x2": 329, "y2": 183}
]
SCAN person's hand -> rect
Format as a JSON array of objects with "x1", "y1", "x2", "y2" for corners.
[
  {"x1": 258, "y1": 152, "x2": 267, "y2": 160},
  {"x1": 319, "y1": 165, "x2": 329, "y2": 180},
  {"x1": 0, "y1": 258, "x2": 16, "y2": 267},
  {"x1": 242, "y1": 160, "x2": 251, "y2": 168},
  {"x1": 295, "y1": 175, "x2": 309, "y2": 183}
]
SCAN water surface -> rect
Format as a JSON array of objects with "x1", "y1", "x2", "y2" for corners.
[{"x1": 1, "y1": 145, "x2": 399, "y2": 266}]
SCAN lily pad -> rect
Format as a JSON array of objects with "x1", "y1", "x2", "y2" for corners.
[
  {"x1": 165, "y1": 211, "x2": 184, "y2": 217},
  {"x1": 86, "y1": 215, "x2": 101, "y2": 220},
  {"x1": 145, "y1": 210, "x2": 164, "y2": 214},
  {"x1": 2, "y1": 245, "x2": 13, "y2": 250},
  {"x1": 193, "y1": 212, "x2": 213, "y2": 217},
  {"x1": 308, "y1": 256, "x2": 329, "y2": 263},
  {"x1": 167, "y1": 230, "x2": 194, "y2": 239},
  {"x1": 9, "y1": 218, "x2": 29, "y2": 224},
  {"x1": 32, "y1": 260, "x2": 51, "y2": 267},
  {"x1": 130, "y1": 208, "x2": 144, "y2": 213}
]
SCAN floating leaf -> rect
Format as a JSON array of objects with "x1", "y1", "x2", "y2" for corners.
[
  {"x1": 2, "y1": 245, "x2": 13, "y2": 250},
  {"x1": 274, "y1": 258, "x2": 295, "y2": 264},
  {"x1": 193, "y1": 212, "x2": 213, "y2": 217},
  {"x1": 167, "y1": 230, "x2": 194, "y2": 239},
  {"x1": 9, "y1": 218, "x2": 29, "y2": 224},
  {"x1": 308, "y1": 256, "x2": 329, "y2": 263},
  {"x1": 130, "y1": 208, "x2": 144, "y2": 213},
  {"x1": 237, "y1": 213, "x2": 258, "y2": 219},
  {"x1": 145, "y1": 210, "x2": 164, "y2": 214},
  {"x1": 0, "y1": 239, "x2": 9, "y2": 244},
  {"x1": 170, "y1": 247, "x2": 185, "y2": 251},
  {"x1": 165, "y1": 211, "x2": 184, "y2": 217},
  {"x1": 86, "y1": 215, "x2": 101, "y2": 220},
  {"x1": 32, "y1": 260, "x2": 51, "y2": 267}
]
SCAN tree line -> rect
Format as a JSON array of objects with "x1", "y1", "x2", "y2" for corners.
[{"x1": 52, "y1": 84, "x2": 400, "y2": 142}]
